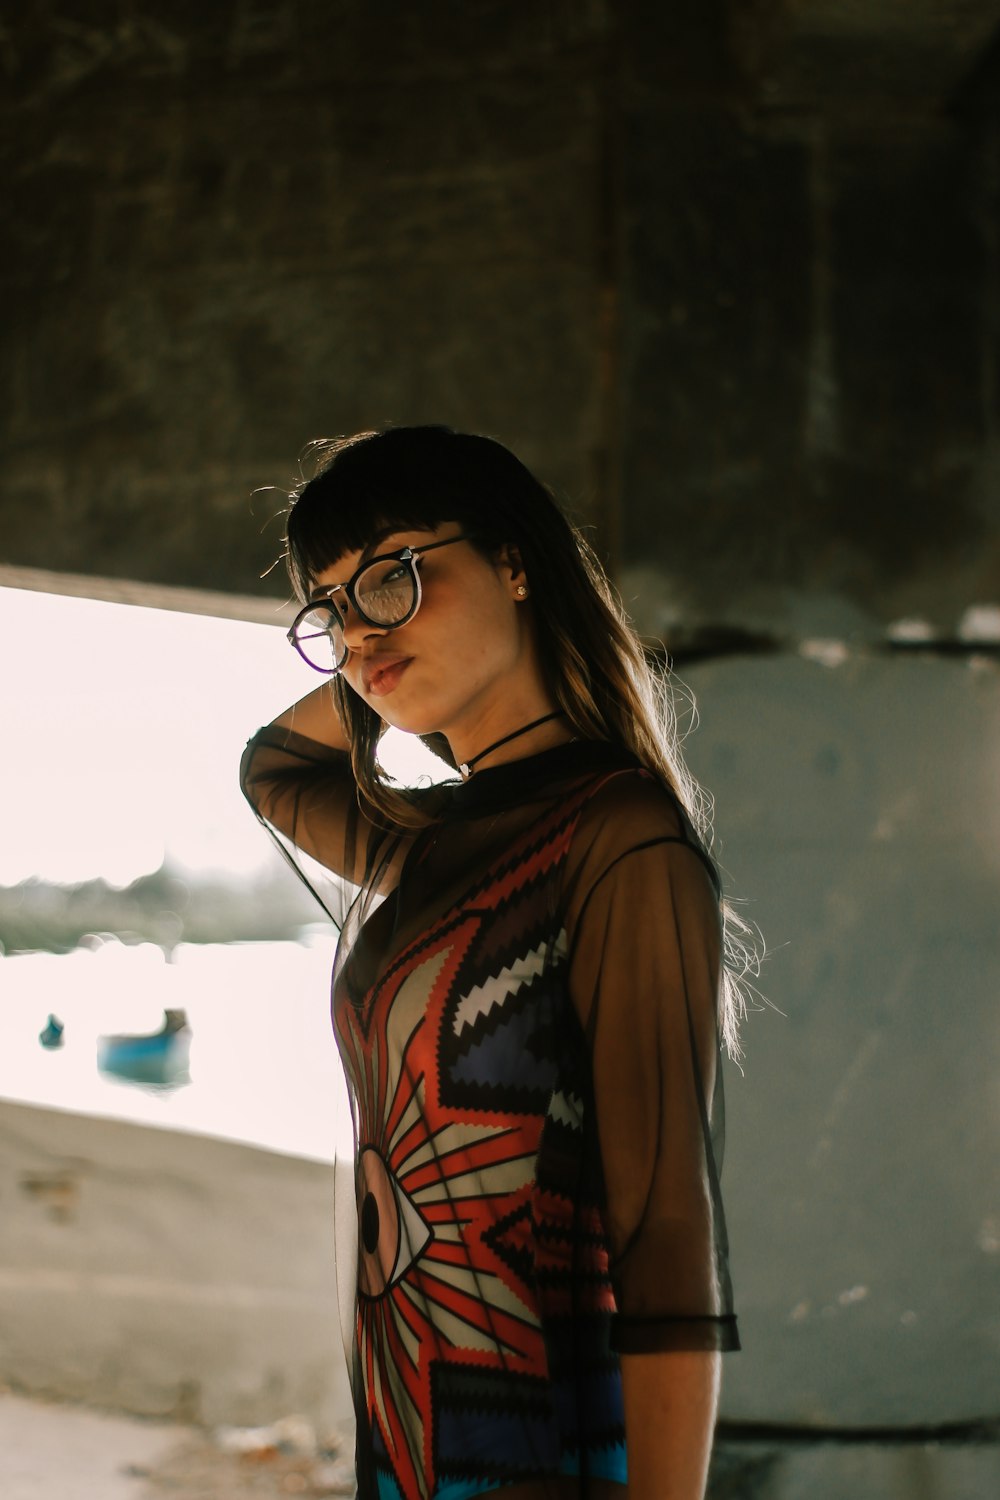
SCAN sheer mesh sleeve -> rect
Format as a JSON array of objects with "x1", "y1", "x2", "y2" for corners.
[
  {"x1": 565, "y1": 774, "x2": 739, "y2": 1355},
  {"x1": 240, "y1": 724, "x2": 411, "y2": 925}
]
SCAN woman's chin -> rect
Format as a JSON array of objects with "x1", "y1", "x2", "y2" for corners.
[{"x1": 377, "y1": 705, "x2": 446, "y2": 740}]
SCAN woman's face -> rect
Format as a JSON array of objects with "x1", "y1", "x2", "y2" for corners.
[{"x1": 308, "y1": 522, "x2": 538, "y2": 743}]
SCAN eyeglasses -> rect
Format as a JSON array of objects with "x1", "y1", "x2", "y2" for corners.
[{"x1": 287, "y1": 534, "x2": 470, "y2": 674}]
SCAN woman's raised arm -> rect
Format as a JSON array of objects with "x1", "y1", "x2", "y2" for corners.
[
  {"x1": 271, "y1": 681, "x2": 353, "y2": 748},
  {"x1": 241, "y1": 683, "x2": 384, "y2": 887}
]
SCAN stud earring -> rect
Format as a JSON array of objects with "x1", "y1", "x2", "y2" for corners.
[{"x1": 515, "y1": 584, "x2": 528, "y2": 599}]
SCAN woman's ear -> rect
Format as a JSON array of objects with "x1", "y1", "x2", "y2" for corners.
[{"x1": 493, "y1": 542, "x2": 527, "y2": 595}]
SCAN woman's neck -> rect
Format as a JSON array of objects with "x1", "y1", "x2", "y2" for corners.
[{"x1": 449, "y1": 706, "x2": 573, "y2": 779}]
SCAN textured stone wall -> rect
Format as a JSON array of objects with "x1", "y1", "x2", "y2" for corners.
[
  {"x1": 618, "y1": 2, "x2": 1000, "y2": 640},
  {"x1": 2, "y1": 2, "x2": 610, "y2": 594},
  {"x1": 2, "y1": 2, "x2": 998, "y2": 636}
]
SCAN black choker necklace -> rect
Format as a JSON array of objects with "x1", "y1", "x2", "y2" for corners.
[{"x1": 458, "y1": 711, "x2": 566, "y2": 781}]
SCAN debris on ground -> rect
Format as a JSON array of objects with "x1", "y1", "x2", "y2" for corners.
[
  {"x1": 214, "y1": 1414, "x2": 318, "y2": 1458},
  {"x1": 133, "y1": 1415, "x2": 355, "y2": 1498}
]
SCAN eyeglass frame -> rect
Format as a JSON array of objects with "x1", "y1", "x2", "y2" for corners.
[{"x1": 286, "y1": 532, "x2": 471, "y2": 675}]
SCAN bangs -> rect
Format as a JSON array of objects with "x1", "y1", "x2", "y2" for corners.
[
  {"x1": 284, "y1": 432, "x2": 470, "y2": 599},
  {"x1": 282, "y1": 425, "x2": 540, "y2": 599},
  {"x1": 286, "y1": 491, "x2": 446, "y2": 599}
]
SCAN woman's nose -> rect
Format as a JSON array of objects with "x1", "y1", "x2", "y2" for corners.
[{"x1": 341, "y1": 599, "x2": 389, "y2": 649}]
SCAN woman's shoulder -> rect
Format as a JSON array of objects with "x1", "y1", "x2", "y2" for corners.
[
  {"x1": 569, "y1": 758, "x2": 720, "y2": 896},
  {"x1": 577, "y1": 760, "x2": 686, "y2": 840}
]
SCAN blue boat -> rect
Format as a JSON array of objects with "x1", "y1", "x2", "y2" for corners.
[
  {"x1": 39, "y1": 1014, "x2": 65, "y2": 1049},
  {"x1": 97, "y1": 1008, "x2": 192, "y2": 1088}
]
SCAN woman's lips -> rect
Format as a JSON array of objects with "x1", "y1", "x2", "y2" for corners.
[{"x1": 363, "y1": 656, "x2": 413, "y2": 697}]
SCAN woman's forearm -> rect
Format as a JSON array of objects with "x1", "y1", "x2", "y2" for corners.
[{"x1": 620, "y1": 1350, "x2": 721, "y2": 1500}]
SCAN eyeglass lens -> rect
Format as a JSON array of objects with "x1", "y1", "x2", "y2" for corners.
[
  {"x1": 354, "y1": 556, "x2": 416, "y2": 624},
  {"x1": 292, "y1": 556, "x2": 419, "y2": 672},
  {"x1": 292, "y1": 606, "x2": 348, "y2": 672}
]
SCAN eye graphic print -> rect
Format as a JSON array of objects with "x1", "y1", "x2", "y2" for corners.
[{"x1": 357, "y1": 1145, "x2": 433, "y2": 1300}]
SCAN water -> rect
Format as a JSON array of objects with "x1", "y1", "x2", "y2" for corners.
[{"x1": 0, "y1": 937, "x2": 353, "y2": 1161}]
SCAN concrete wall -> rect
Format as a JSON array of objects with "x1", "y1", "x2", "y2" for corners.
[
  {"x1": 0, "y1": 1099, "x2": 353, "y2": 1429},
  {"x1": 681, "y1": 650, "x2": 1000, "y2": 1429},
  {"x1": 2, "y1": 3, "x2": 608, "y2": 595},
  {"x1": 2, "y1": 2, "x2": 999, "y2": 638}
]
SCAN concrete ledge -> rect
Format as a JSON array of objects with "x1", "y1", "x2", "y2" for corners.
[{"x1": 0, "y1": 1100, "x2": 353, "y2": 1429}]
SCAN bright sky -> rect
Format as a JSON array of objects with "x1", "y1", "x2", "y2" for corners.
[{"x1": 2, "y1": 586, "x2": 443, "y2": 887}]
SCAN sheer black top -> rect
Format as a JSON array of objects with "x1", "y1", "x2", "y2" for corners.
[{"x1": 241, "y1": 729, "x2": 738, "y2": 1500}]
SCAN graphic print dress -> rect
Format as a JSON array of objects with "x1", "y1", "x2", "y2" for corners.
[{"x1": 241, "y1": 733, "x2": 739, "y2": 1500}]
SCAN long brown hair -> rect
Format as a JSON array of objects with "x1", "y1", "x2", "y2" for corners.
[{"x1": 284, "y1": 425, "x2": 755, "y2": 1056}]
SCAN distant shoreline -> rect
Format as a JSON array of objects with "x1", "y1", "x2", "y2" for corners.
[{"x1": 0, "y1": 860, "x2": 320, "y2": 956}]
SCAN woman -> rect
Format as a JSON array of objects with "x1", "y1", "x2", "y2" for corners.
[{"x1": 241, "y1": 426, "x2": 745, "y2": 1500}]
